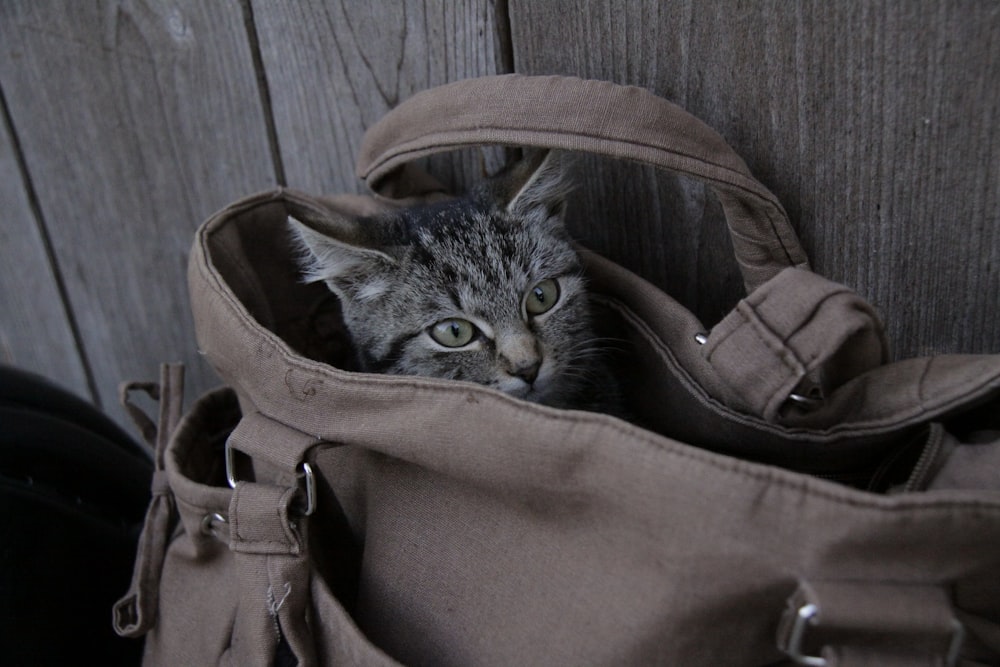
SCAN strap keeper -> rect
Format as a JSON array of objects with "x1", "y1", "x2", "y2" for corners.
[
  {"x1": 701, "y1": 268, "x2": 887, "y2": 422},
  {"x1": 777, "y1": 581, "x2": 965, "y2": 666}
]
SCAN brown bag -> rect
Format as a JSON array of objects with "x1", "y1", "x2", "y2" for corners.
[{"x1": 114, "y1": 75, "x2": 1000, "y2": 666}]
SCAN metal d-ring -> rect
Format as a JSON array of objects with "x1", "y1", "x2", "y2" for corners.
[
  {"x1": 298, "y1": 462, "x2": 316, "y2": 516},
  {"x1": 225, "y1": 438, "x2": 239, "y2": 489},
  {"x1": 787, "y1": 380, "x2": 825, "y2": 411},
  {"x1": 783, "y1": 603, "x2": 827, "y2": 667},
  {"x1": 787, "y1": 391, "x2": 824, "y2": 410}
]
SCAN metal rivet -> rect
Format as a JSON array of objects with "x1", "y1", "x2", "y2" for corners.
[{"x1": 201, "y1": 512, "x2": 228, "y2": 537}]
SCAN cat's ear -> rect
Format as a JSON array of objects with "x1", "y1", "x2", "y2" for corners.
[
  {"x1": 288, "y1": 213, "x2": 395, "y2": 302},
  {"x1": 497, "y1": 150, "x2": 572, "y2": 222}
]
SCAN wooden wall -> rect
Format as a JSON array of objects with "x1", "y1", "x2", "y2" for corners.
[{"x1": 2, "y1": 0, "x2": 998, "y2": 430}]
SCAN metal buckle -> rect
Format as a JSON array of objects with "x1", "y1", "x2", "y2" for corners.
[
  {"x1": 783, "y1": 602, "x2": 965, "y2": 667},
  {"x1": 224, "y1": 440, "x2": 316, "y2": 516}
]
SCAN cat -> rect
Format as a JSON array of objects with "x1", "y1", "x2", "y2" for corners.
[{"x1": 288, "y1": 150, "x2": 621, "y2": 414}]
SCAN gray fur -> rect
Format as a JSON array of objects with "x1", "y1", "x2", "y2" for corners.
[{"x1": 289, "y1": 151, "x2": 618, "y2": 412}]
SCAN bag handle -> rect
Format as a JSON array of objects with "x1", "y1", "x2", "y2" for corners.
[{"x1": 357, "y1": 74, "x2": 810, "y2": 293}]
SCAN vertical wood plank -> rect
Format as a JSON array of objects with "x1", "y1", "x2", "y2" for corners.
[
  {"x1": 0, "y1": 0, "x2": 278, "y2": 423},
  {"x1": 508, "y1": 0, "x2": 1000, "y2": 358},
  {"x1": 0, "y1": 104, "x2": 91, "y2": 397},
  {"x1": 251, "y1": 0, "x2": 509, "y2": 197}
]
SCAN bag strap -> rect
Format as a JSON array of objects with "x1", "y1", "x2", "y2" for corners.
[
  {"x1": 113, "y1": 363, "x2": 185, "y2": 638},
  {"x1": 357, "y1": 74, "x2": 809, "y2": 293}
]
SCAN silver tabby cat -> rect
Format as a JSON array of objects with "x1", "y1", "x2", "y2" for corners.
[{"x1": 288, "y1": 150, "x2": 619, "y2": 413}]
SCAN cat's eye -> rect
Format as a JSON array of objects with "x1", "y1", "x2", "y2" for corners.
[
  {"x1": 525, "y1": 279, "x2": 560, "y2": 316},
  {"x1": 429, "y1": 318, "x2": 477, "y2": 348}
]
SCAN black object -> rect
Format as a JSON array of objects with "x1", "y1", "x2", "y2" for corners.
[{"x1": 0, "y1": 365, "x2": 152, "y2": 665}]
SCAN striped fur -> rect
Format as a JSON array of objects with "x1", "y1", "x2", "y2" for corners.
[{"x1": 289, "y1": 151, "x2": 619, "y2": 412}]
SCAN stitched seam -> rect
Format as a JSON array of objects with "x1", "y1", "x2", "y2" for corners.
[
  {"x1": 230, "y1": 492, "x2": 296, "y2": 551},
  {"x1": 736, "y1": 300, "x2": 806, "y2": 417},
  {"x1": 701, "y1": 308, "x2": 745, "y2": 363},
  {"x1": 366, "y1": 130, "x2": 754, "y2": 188},
  {"x1": 740, "y1": 300, "x2": 806, "y2": 376},
  {"x1": 783, "y1": 288, "x2": 868, "y2": 368}
]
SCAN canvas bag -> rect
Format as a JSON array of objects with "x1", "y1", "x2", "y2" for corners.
[{"x1": 114, "y1": 75, "x2": 1000, "y2": 666}]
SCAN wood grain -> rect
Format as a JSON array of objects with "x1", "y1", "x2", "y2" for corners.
[
  {"x1": 0, "y1": 0, "x2": 278, "y2": 422},
  {"x1": 251, "y1": 0, "x2": 509, "y2": 197},
  {"x1": 509, "y1": 0, "x2": 1000, "y2": 358},
  {"x1": 0, "y1": 103, "x2": 92, "y2": 397}
]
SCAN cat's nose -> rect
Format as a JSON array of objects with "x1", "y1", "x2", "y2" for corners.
[
  {"x1": 498, "y1": 333, "x2": 542, "y2": 384},
  {"x1": 511, "y1": 360, "x2": 541, "y2": 385}
]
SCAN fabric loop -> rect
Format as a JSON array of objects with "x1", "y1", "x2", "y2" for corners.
[
  {"x1": 112, "y1": 490, "x2": 177, "y2": 637},
  {"x1": 118, "y1": 363, "x2": 186, "y2": 465},
  {"x1": 702, "y1": 267, "x2": 888, "y2": 421},
  {"x1": 229, "y1": 482, "x2": 302, "y2": 556},
  {"x1": 112, "y1": 363, "x2": 186, "y2": 637},
  {"x1": 118, "y1": 380, "x2": 160, "y2": 448},
  {"x1": 225, "y1": 483, "x2": 309, "y2": 663},
  {"x1": 150, "y1": 468, "x2": 171, "y2": 496},
  {"x1": 226, "y1": 410, "x2": 321, "y2": 475},
  {"x1": 155, "y1": 363, "x2": 186, "y2": 461}
]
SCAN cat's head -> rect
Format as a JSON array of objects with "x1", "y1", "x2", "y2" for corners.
[{"x1": 288, "y1": 150, "x2": 598, "y2": 407}]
